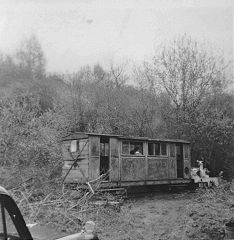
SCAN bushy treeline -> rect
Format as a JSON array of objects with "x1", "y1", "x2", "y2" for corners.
[{"x1": 0, "y1": 35, "x2": 233, "y2": 180}]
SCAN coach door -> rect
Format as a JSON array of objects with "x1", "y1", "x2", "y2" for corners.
[
  {"x1": 176, "y1": 143, "x2": 184, "y2": 178},
  {"x1": 100, "y1": 136, "x2": 110, "y2": 180}
]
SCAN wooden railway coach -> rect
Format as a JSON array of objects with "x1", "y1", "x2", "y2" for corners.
[{"x1": 61, "y1": 132, "x2": 191, "y2": 188}]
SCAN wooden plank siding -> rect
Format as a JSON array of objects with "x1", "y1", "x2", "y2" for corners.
[
  {"x1": 61, "y1": 141, "x2": 72, "y2": 160},
  {"x1": 183, "y1": 144, "x2": 191, "y2": 179},
  {"x1": 89, "y1": 136, "x2": 100, "y2": 180},
  {"x1": 109, "y1": 137, "x2": 119, "y2": 181},
  {"x1": 61, "y1": 139, "x2": 89, "y2": 161},
  {"x1": 143, "y1": 141, "x2": 148, "y2": 182},
  {"x1": 184, "y1": 160, "x2": 190, "y2": 179},
  {"x1": 61, "y1": 132, "x2": 192, "y2": 186},
  {"x1": 63, "y1": 160, "x2": 89, "y2": 169},
  {"x1": 168, "y1": 143, "x2": 177, "y2": 178},
  {"x1": 62, "y1": 168, "x2": 88, "y2": 183},
  {"x1": 147, "y1": 157, "x2": 168, "y2": 180},
  {"x1": 62, "y1": 138, "x2": 89, "y2": 183},
  {"x1": 182, "y1": 144, "x2": 189, "y2": 179},
  {"x1": 168, "y1": 158, "x2": 177, "y2": 178},
  {"x1": 119, "y1": 141, "x2": 181, "y2": 182},
  {"x1": 121, "y1": 157, "x2": 145, "y2": 181}
]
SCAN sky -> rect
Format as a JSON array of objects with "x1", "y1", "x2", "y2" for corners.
[{"x1": 0, "y1": 0, "x2": 233, "y2": 76}]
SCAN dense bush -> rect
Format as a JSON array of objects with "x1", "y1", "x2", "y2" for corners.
[{"x1": 0, "y1": 93, "x2": 69, "y2": 189}]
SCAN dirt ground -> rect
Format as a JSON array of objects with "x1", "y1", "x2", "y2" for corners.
[
  {"x1": 125, "y1": 193, "x2": 192, "y2": 240},
  {"x1": 29, "y1": 189, "x2": 229, "y2": 240},
  {"x1": 97, "y1": 191, "x2": 197, "y2": 240},
  {"x1": 28, "y1": 191, "x2": 194, "y2": 240}
]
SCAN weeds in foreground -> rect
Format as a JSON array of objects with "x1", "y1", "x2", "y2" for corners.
[
  {"x1": 4, "y1": 167, "x2": 125, "y2": 236},
  {"x1": 4, "y1": 166, "x2": 234, "y2": 240},
  {"x1": 184, "y1": 180, "x2": 234, "y2": 240}
]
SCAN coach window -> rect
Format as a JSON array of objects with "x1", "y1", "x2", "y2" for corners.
[
  {"x1": 100, "y1": 142, "x2": 109, "y2": 156},
  {"x1": 148, "y1": 142, "x2": 167, "y2": 156},
  {"x1": 70, "y1": 140, "x2": 79, "y2": 152},
  {"x1": 122, "y1": 141, "x2": 129, "y2": 155},
  {"x1": 70, "y1": 140, "x2": 88, "y2": 153},
  {"x1": 155, "y1": 143, "x2": 160, "y2": 155},
  {"x1": 161, "y1": 143, "x2": 167, "y2": 155},
  {"x1": 148, "y1": 143, "x2": 154, "y2": 155},
  {"x1": 122, "y1": 141, "x2": 143, "y2": 155}
]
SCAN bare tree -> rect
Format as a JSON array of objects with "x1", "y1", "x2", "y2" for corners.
[
  {"x1": 144, "y1": 35, "x2": 234, "y2": 175},
  {"x1": 67, "y1": 73, "x2": 87, "y2": 131},
  {"x1": 16, "y1": 35, "x2": 46, "y2": 80},
  {"x1": 151, "y1": 35, "x2": 228, "y2": 111},
  {"x1": 109, "y1": 61, "x2": 128, "y2": 88},
  {"x1": 93, "y1": 64, "x2": 106, "y2": 83}
]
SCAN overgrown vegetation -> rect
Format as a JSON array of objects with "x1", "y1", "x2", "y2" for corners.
[
  {"x1": 0, "y1": 34, "x2": 233, "y2": 236},
  {"x1": 184, "y1": 180, "x2": 234, "y2": 239},
  {"x1": 0, "y1": 35, "x2": 233, "y2": 177}
]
